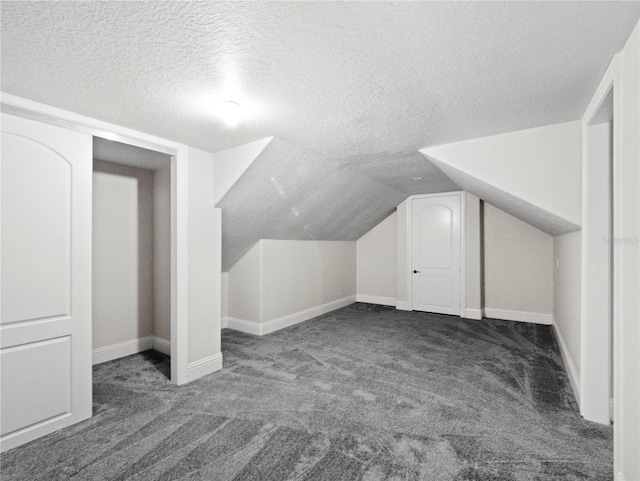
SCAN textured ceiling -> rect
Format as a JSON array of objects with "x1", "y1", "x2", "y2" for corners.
[
  {"x1": 2, "y1": 2, "x2": 639, "y2": 270},
  {"x1": 94, "y1": 138, "x2": 171, "y2": 171},
  {"x1": 219, "y1": 138, "x2": 458, "y2": 271}
]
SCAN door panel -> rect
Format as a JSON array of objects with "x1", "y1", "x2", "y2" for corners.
[
  {"x1": 1, "y1": 337, "x2": 72, "y2": 435},
  {"x1": 414, "y1": 276, "x2": 453, "y2": 308},
  {"x1": 416, "y1": 205, "x2": 453, "y2": 269},
  {"x1": 1, "y1": 113, "x2": 92, "y2": 452},
  {"x1": 411, "y1": 195, "x2": 461, "y2": 315},
  {"x1": 1, "y1": 133, "x2": 72, "y2": 323}
]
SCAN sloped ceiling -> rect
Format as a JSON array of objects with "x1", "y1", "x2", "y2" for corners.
[
  {"x1": 430, "y1": 160, "x2": 579, "y2": 237},
  {"x1": 219, "y1": 139, "x2": 458, "y2": 271},
  {"x1": 2, "y1": 2, "x2": 639, "y2": 270},
  {"x1": 420, "y1": 120, "x2": 583, "y2": 236}
]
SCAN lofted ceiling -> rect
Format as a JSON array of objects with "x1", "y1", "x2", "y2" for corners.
[
  {"x1": 219, "y1": 139, "x2": 458, "y2": 270},
  {"x1": 2, "y1": 2, "x2": 639, "y2": 270}
]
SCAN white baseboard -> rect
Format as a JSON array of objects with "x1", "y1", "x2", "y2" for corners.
[
  {"x1": 463, "y1": 308, "x2": 483, "y2": 320},
  {"x1": 221, "y1": 316, "x2": 229, "y2": 329},
  {"x1": 483, "y1": 308, "x2": 553, "y2": 325},
  {"x1": 262, "y1": 295, "x2": 356, "y2": 335},
  {"x1": 152, "y1": 336, "x2": 171, "y2": 356},
  {"x1": 356, "y1": 294, "x2": 396, "y2": 306},
  {"x1": 187, "y1": 353, "x2": 223, "y2": 382},
  {"x1": 93, "y1": 336, "x2": 172, "y2": 365},
  {"x1": 396, "y1": 301, "x2": 411, "y2": 311},
  {"x1": 227, "y1": 317, "x2": 262, "y2": 335},
  {"x1": 552, "y1": 323, "x2": 581, "y2": 406},
  {"x1": 227, "y1": 295, "x2": 356, "y2": 336},
  {"x1": 92, "y1": 336, "x2": 153, "y2": 365}
]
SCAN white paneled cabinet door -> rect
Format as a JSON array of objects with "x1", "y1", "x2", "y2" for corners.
[
  {"x1": 1, "y1": 114, "x2": 92, "y2": 452},
  {"x1": 411, "y1": 195, "x2": 461, "y2": 315}
]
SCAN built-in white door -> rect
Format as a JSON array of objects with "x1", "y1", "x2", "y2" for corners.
[
  {"x1": 1, "y1": 113, "x2": 93, "y2": 452},
  {"x1": 411, "y1": 195, "x2": 462, "y2": 315}
]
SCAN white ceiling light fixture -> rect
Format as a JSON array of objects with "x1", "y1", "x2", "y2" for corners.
[{"x1": 220, "y1": 100, "x2": 242, "y2": 127}]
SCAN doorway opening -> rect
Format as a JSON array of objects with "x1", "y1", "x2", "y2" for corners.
[{"x1": 91, "y1": 137, "x2": 173, "y2": 382}]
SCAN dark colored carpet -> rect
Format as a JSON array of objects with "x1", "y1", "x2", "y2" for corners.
[{"x1": 1, "y1": 303, "x2": 612, "y2": 480}]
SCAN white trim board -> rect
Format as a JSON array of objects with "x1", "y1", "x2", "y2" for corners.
[
  {"x1": 92, "y1": 337, "x2": 153, "y2": 365},
  {"x1": 152, "y1": 336, "x2": 171, "y2": 356},
  {"x1": 226, "y1": 317, "x2": 262, "y2": 336},
  {"x1": 395, "y1": 301, "x2": 411, "y2": 311},
  {"x1": 463, "y1": 308, "x2": 483, "y2": 320},
  {"x1": 356, "y1": 294, "x2": 396, "y2": 307},
  {"x1": 483, "y1": 308, "x2": 553, "y2": 325},
  {"x1": 227, "y1": 295, "x2": 356, "y2": 336},
  {"x1": 92, "y1": 336, "x2": 171, "y2": 365},
  {"x1": 187, "y1": 353, "x2": 223, "y2": 383},
  {"x1": 553, "y1": 324, "x2": 581, "y2": 406}
]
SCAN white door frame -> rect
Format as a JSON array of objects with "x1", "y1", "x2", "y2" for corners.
[
  {"x1": 405, "y1": 192, "x2": 466, "y2": 317},
  {"x1": 581, "y1": 62, "x2": 617, "y2": 425},
  {"x1": 0, "y1": 93, "x2": 190, "y2": 385},
  {"x1": 581, "y1": 54, "x2": 626, "y2": 476}
]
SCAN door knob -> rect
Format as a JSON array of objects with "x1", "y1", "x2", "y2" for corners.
[{"x1": 413, "y1": 270, "x2": 420, "y2": 274}]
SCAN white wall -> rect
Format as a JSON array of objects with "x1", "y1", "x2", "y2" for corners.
[
  {"x1": 186, "y1": 147, "x2": 221, "y2": 363},
  {"x1": 466, "y1": 194, "x2": 482, "y2": 314},
  {"x1": 396, "y1": 199, "x2": 409, "y2": 309},
  {"x1": 212, "y1": 137, "x2": 273, "y2": 205},
  {"x1": 153, "y1": 162, "x2": 171, "y2": 342},
  {"x1": 226, "y1": 240, "x2": 356, "y2": 326},
  {"x1": 420, "y1": 121, "x2": 582, "y2": 230},
  {"x1": 227, "y1": 241, "x2": 262, "y2": 323},
  {"x1": 221, "y1": 272, "x2": 229, "y2": 322},
  {"x1": 262, "y1": 240, "x2": 356, "y2": 322},
  {"x1": 357, "y1": 212, "x2": 397, "y2": 303},
  {"x1": 617, "y1": 19, "x2": 640, "y2": 480},
  {"x1": 581, "y1": 119, "x2": 612, "y2": 423},
  {"x1": 92, "y1": 160, "x2": 154, "y2": 349},
  {"x1": 483, "y1": 203, "x2": 554, "y2": 316},
  {"x1": 553, "y1": 230, "x2": 581, "y2": 386}
]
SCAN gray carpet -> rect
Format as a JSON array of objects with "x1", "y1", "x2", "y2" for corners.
[{"x1": 1, "y1": 303, "x2": 612, "y2": 480}]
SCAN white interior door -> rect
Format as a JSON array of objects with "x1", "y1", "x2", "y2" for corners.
[
  {"x1": 1, "y1": 113, "x2": 92, "y2": 452},
  {"x1": 411, "y1": 195, "x2": 462, "y2": 315}
]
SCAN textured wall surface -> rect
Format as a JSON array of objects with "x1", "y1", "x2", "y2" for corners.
[
  {"x1": 618, "y1": 20, "x2": 640, "y2": 479},
  {"x1": 227, "y1": 242, "x2": 262, "y2": 323},
  {"x1": 261, "y1": 240, "x2": 356, "y2": 323},
  {"x1": 553, "y1": 230, "x2": 582, "y2": 375},
  {"x1": 92, "y1": 160, "x2": 154, "y2": 348},
  {"x1": 465, "y1": 194, "x2": 482, "y2": 311},
  {"x1": 2, "y1": 2, "x2": 638, "y2": 270},
  {"x1": 483, "y1": 203, "x2": 554, "y2": 315},
  {"x1": 187, "y1": 148, "x2": 221, "y2": 363},
  {"x1": 356, "y1": 212, "x2": 397, "y2": 299},
  {"x1": 153, "y1": 163, "x2": 172, "y2": 342}
]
